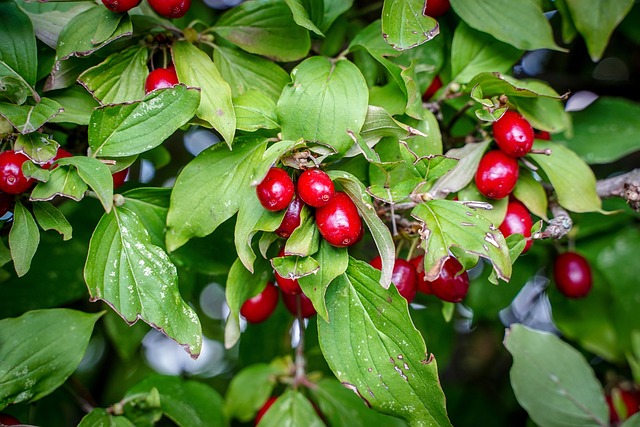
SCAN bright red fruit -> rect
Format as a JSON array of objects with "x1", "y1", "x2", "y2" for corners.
[
  {"x1": 0, "y1": 413, "x2": 21, "y2": 425},
  {"x1": 101, "y1": 0, "x2": 141, "y2": 13},
  {"x1": 0, "y1": 150, "x2": 35, "y2": 195},
  {"x1": 275, "y1": 248, "x2": 301, "y2": 295},
  {"x1": 240, "y1": 282, "x2": 279, "y2": 324},
  {"x1": 499, "y1": 200, "x2": 533, "y2": 253},
  {"x1": 256, "y1": 168, "x2": 295, "y2": 212},
  {"x1": 492, "y1": 111, "x2": 534, "y2": 157},
  {"x1": 281, "y1": 291, "x2": 317, "y2": 318},
  {"x1": 144, "y1": 67, "x2": 179, "y2": 94},
  {"x1": 410, "y1": 255, "x2": 432, "y2": 294},
  {"x1": 475, "y1": 150, "x2": 519, "y2": 199},
  {"x1": 607, "y1": 387, "x2": 640, "y2": 424},
  {"x1": 534, "y1": 130, "x2": 551, "y2": 140},
  {"x1": 297, "y1": 168, "x2": 335, "y2": 208},
  {"x1": 275, "y1": 195, "x2": 304, "y2": 238},
  {"x1": 315, "y1": 192, "x2": 362, "y2": 247},
  {"x1": 148, "y1": 0, "x2": 190, "y2": 18},
  {"x1": 553, "y1": 252, "x2": 592, "y2": 298},
  {"x1": 112, "y1": 168, "x2": 129, "y2": 189},
  {"x1": 422, "y1": 76, "x2": 443, "y2": 101},
  {"x1": 429, "y1": 257, "x2": 470, "y2": 303},
  {"x1": 424, "y1": 0, "x2": 450, "y2": 17},
  {"x1": 370, "y1": 256, "x2": 418, "y2": 303},
  {"x1": 255, "y1": 396, "x2": 277, "y2": 426},
  {"x1": 42, "y1": 147, "x2": 73, "y2": 170}
]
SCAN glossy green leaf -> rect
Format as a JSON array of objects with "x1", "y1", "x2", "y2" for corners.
[
  {"x1": 278, "y1": 56, "x2": 368, "y2": 156},
  {"x1": 0, "y1": 309, "x2": 102, "y2": 409},
  {"x1": 381, "y1": 0, "x2": 439, "y2": 50},
  {"x1": 14, "y1": 132, "x2": 58, "y2": 164},
  {"x1": 213, "y1": 45, "x2": 290, "y2": 102},
  {"x1": 8, "y1": 201, "x2": 40, "y2": 278},
  {"x1": 0, "y1": 2, "x2": 37, "y2": 86},
  {"x1": 56, "y1": 156, "x2": 114, "y2": 212},
  {"x1": 284, "y1": 0, "x2": 323, "y2": 36},
  {"x1": 88, "y1": 85, "x2": 200, "y2": 157},
  {"x1": 318, "y1": 259, "x2": 452, "y2": 426},
  {"x1": 283, "y1": 207, "x2": 319, "y2": 258},
  {"x1": 18, "y1": 3, "x2": 93, "y2": 50},
  {"x1": 529, "y1": 141, "x2": 601, "y2": 213},
  {"x1": 46, "y1": 56, "x2": 100, "y2": 92},
  {"x1": 513, "y1": 171, "x2": 548, "y2": 220},
  {"x1": 451, "y1": 22, "x2": 523, "y2": 84},
  {"x1": 234, "y1": 91, "x2": 280, "y2": 132},
  {"x1": 0, "y1": 61, "x2": 32, "y2": 105},
  {"x1": 564, "y1": 0, "x2": 634, "y2": 61},
  {"x1": 458, "y1": 183, "x2": 508, "y2": 226},
  {"x1": 78, "y1": 46, "x2": 148, "y2": 105},
  {"x1": 214, "y1": 0, "x2": 311, "y2": 62},
  {"x1": 78, "y1": 408, "x2": 136, "y2": 427},
  {"x1": 411, "y1": 199, "x2": 512, "y2": 281},
  {"x1": 224, "y1": 363, "x2": 283, "y2": 422},
  {"x1": 321, "y1": 0, "x2": 353, "y2": 31},
  {"x1": 32, "y1": 202, "x2": 73, "y2": 241},
  {"x1": 428, "y1": 140, "x2": 490, "y2": 199},
  {"x1": 173, "y1": 41, "x2": 235, "y2": 147},
  {"x1": 358, "y1": 105, "x2": 424, "y2": 149},
  {"x1": 259, "y1": 389, "x2": 325, "y2": 427},
  {"x1": 555, "y1": 97, "x2": 640, "y2": 164},
  {"x1": 449, "y1": 0, "x2": 564, "y2": 51},
  {"x1": 0, "y1": 98, "x2": 63, "y2": 134},
  {"x1": 272, "y1": 253, "x2": 319, "y2": 282},
  {"x1": 29, "y1": 166, "x2": 88, "y2": 202},
  {"x1": 467, "y1": 72, "x2": 562, "y2": 99},
  {"x1": 48, "y1": 85, "x2": 99, "y2": 125},
  {"x1": 127, "y1": 375, "x2": 224, "y2": 427},
  {"x1": 512, "y1": 95, "x2": 570, "y2": 134},
  {"x1": 504, "y1": 324, "x2": 609, "y2": 427},
  {"x1": 84, "y1": 206, "x2": 202, "y2": 357},
  {"x1": 166, "y1": 138, "x2": 267, "y2": 252}
]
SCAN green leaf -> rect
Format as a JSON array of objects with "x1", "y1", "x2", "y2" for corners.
[
  {"x1": 0, "y1": 98, "x2": 63, "y2": 134},
  {"x1": 0, "y1": 62, "x2": 32, "y2": 105},
  {"x1": 29, "y1": 166, "x2": 88, "y2": 202},
  {"x1": 213, "y1": 45, "x2": 290, "y2": 103},
  {"x1": 48, "y1": 85, "x2": 100, "y2": 126},
  {"x1": 411, "y1": 199, "x2": 512, "y2": 281},
  {"x1": 88, "y1": 85, "x2": 200, "y2": 158},
  {"x1": 381, "y1": 0, "x2": 439, "y2": 51},
  {"x1": 564, "y1": 0, "x2": 634, "y2": 61},
  {"x1": 78, "y1": 408, "x2": 136, "y2": 427},
  {"x1": 78, "y1": 46, "x2": 148, "y2": 105},
  {"x1": 84, "y1": 206, "x2": 202, "y2": 357},
  {"x1": 166, "y1": 138, "x2": 267, "y2": 252},
  {"x1": 120, "y1": 188, "x2": 170, "y2": 249},
  {"x1": 234, "y1": 90, "x2": 280, "y2": 132},
  {"x1": 32, "y1": 202, "x2": 73, "y2": 241},
  {"x1": 318, "y1": 259, "x2": 452, "y2": 426},
  {"x1": 127, "y1": 375, "x2": 224, "y2": 427},
  {"x1": 14, "y1": 132, "x2": 59, "y2": 164},
  {"x1": 173, "y1": 41, "x2": 235, "y2": 147},
  {"x1": 214, "y1": 0, "x2": 311, "y2": 62},
  {"x1": 513, "y1": 171, "x2": 548, "y2": 220},
  {"x1": 428, "y1": 140, "x2": 490, "y2": 199},
  {"x1": 321, "y1": 0, "x2": 353, "y2": 31},
  {"x1": 272, "y1": 254, "x2": 319, "y2": 280},
  {"x1": 0, "y1": 309, "x2": 102, "y2": 409},
  {"x1": 457, "y1": 183, "x2": 508, "y2": 227},
  {"x1": 555, "y1": 97, "x2": 640, "y2": 164},
  {"x1": 529, "y1": 141, "x2": 601, "y2": 213},
  {"x1": 451, "y1": 22, "x2": 523, "y2": 84},
  {"x1": 504, "y1": 324, "x2": 609, "y2": 427},
  {"x1": 449, "y1": 0, "x2": 564, "y2": 52},
  {"x1": 467, "y1": 72, "x2": 563, "y2": 99},
  {"x1": 56, "y1": 156, "x2": 114, "y2": 212},
  {"x1": 283, "y1": 207, "x2": 319, "y2": 257},
  {"x1": 9, "y1": 200, "x2": 40, "y2": 278},
  {"x1": 284, "y1": 0, "x2": 324, "y2": 36},
  {"x1": 511, "y1": 95, "x2": 570, "y2": 134},
  {"x1": 0, "y1": 2, "x2": 37, "y2": 86},
  {"x1": 277, "y1": 56, "x2": 369, "y2": 156},
  {"x1": 224, "y1": 363, "x2": 283, "y2": 422},
  {"x1": 259, "y1": 389, "x2": 325, "y2": 427},
  {"x1": 18, "y1": 3, "x2": 93, "y2": 50}
]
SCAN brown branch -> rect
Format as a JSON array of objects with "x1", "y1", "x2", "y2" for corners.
[
  {"x1": 532, "y1": 200, "x2": 572, "y2": 241},
  {"x1": 596, "y1": 168, "x2": 640, "y2": 211}
]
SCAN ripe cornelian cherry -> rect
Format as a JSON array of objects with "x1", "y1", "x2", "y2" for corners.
[
  {"x1": 42, "y1": 147, "x2": 73, "y2": 170},
  {"x1": 475, "y1": 150, "x2": 519, "y2": 199},
  {"x1": 256, "y1": 168, "x2": 295, "y2": 212},
  {"x1": 410, "y1": 255, "x2": 432, "y2": 294},
  {"x1": 275, "y1": 195, "x2": 304, "y2": 238},
  {"x1": 370, "y1": 256, "x2": 418, "y2": 303},
  {"x1": 101, "y1": 0, "x2": 141, "y2": 13},
  {"x1": 499, "y1": 200, "x2": 533, "y2": 253},
  {"x1": 0, "y1": 150, "x2": 35, "y2": 195},
  {"x1": 422, "y1": 76, "x2": 443, "y2": 101},
  {"x1": 255, "y1": 396, "x2": 277, "y2": 426},
  {"x1": 274, "y1": 248, "x2": 302, "y2": 295},
  {"x1": 112, "y1": 168, "x2": 129, "y2": 189},
  {"x1": 315, "y1": 192, "x2": 362, "y2": 247},
  {"x1": 144, "y1": 67, "x2": 179, "y2": 94},
  {"x1": 297, "y1": 168, "x2": 335, "y2": 208},
  {"x1": 554, "y1": 252, "x2": 592, "y2": 298},
  {"x1": 534, "y1": 130, "x2": 551, "y2": 140},
  {"x1": 492, "y1": 111, "x2": 534, "y2": 157},
  {"x1": 281, "y1": 291, "x2": 317, "y2": 318},
  {"x1": 240, "y1": 282, "x2": 279, "y2": 324},
  {"x1": 148, "y1": 0, "x2": 190, "y2": 18},
  {"x1": 607, "y1": 387, "x2": 640, "y2": 424},
  {"x1": 424, "y1": 0, "x2": 450, "y2": 17},
  {"x1": 0, "y1": 413, "x2": 21, "y2": 425},
  {"x1": 429, "y1": 257, "x2": 470, "y2": 303}
]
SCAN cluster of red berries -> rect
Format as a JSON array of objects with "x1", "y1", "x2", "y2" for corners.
[{"x1": 102, "y1": 0, "x2": 190, "y2": 19}]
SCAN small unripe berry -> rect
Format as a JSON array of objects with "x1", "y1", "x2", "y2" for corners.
[
  {"x1": 475, "y1": 150, "x2": 519, "y2": 199},
  {"x1": 256, "y1": 168, "x2": 295, "y2": 212},
  {"x1": 553, "y1": 252, "x2": 592, "y2": 298},
  {"x1": 492, "y1": 111, "x2": 534, "y2": 157}
]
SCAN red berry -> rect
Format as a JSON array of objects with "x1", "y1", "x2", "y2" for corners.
[
  {"x1": 297, "y1": 168, "x2": 335, "y2": 208},
  {"x1": 492, "y1": 111, "x2": 534, "y2": 157},
  {"x1": 422, "y1": 76, "x2": 443, "y2": 101},
  {"x1": 315, "y1": 192, "x2": 362, "y2": 247},
  {"x1": 370, "y1": 256, "x2": 418, "y2": 303},
  {"x1": 475, "y1": 150, "x2": 519, "y2": 199},
  {"x1": 534, "y1": 130, "x2": 551, "y2": 140},
  {"x1": 429, "y1": 258, "x2": 470, "y2": 303},
  {"x1": 145, "y1": 67, "x2": 179, "y2": 94},
  {"x1": 607, "y1": 387, "x2": 640, "y2": 424},
  {"x1": 275, "y1": 195, "x2": 303, "y2": 238},
  {"x1": 0, "y1": 150, "x2": 35, "y2": 195},
  {"x1": 112, "y1": 168, "x2": 129, "y2": 189},
  {"x1": 553, "y1": 252, "x2": 592, "y2": 298},
  {"x1": 147, "y1": 0, "x2": 190, "y2": 18},
  {"x1": 281, "y1": 291, "x2": 317, "y2": 318},
  {"x1": 410, "y1": 255, "x2": 432, "y2": 295},
  {"x1": 0, "y1": 192, "x2": 14, "y2": 218},
  {"x1": 101, "y1": 0, "x2": 141, "y2": 13},
  {"x1": 240, "y1": 282, "x2": 279, "y2": 324},
  {"x1": 499, "y1": 200, "x2": 533, "y2": 253},
  {"x1": 42, "y1": 147, "x2": 73, "y2": 170},
  {"x1": 424, "y1": 0, "x2": 450, "y2": 17},
  {"x1": 0, "y1": 413, "x2": 21, "y2": 425},
  {"x1": 255, "y1": 396, "x2": 277, "y2": 426},
  {"x1": 256, "y1": 168, "x2": 295, "y2": 212},
  {"x1": 274, "y1": 248, "x2": 302, "y2": 295}
]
